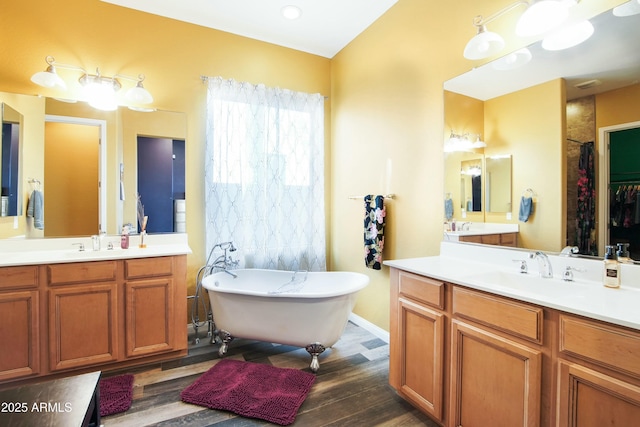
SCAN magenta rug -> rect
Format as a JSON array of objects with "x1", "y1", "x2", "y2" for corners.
[
  {"x1": 99, "y1": 374, "x2": 134, "y2": 417},
  {"x1": 181, "y1": 359, "x2": 315, "y2": 425}
]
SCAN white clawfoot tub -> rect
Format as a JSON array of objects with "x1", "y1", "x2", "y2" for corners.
[{"x1": 201, "y1": 268, "x2": 369, "y2": 372}]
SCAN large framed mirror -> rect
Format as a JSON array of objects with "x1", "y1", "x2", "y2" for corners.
[
  {"x1": 443, "y1": 4, "x2": 640, "y2": 255},
  {"x1": 0, "y1": 91, "x2": 187, "y2": 239}
]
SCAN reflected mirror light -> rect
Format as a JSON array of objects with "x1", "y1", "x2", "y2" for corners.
[{"x1": 542, "y1": 20, "x2": 594, "y2": 51}]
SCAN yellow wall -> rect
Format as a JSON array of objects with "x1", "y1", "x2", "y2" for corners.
[
  {"x1": 0, "y1": 0, "x2": 628, "y2": 332},
  {"x1": 595, "y1": 83, "x2": 640, "y2": 130},
  {"x1": 485, "y1": 79, "x2": 566, "y2": 251}
]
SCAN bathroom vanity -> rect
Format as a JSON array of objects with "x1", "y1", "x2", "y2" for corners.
[
  {"x1": 0, "y1": 234, "x2": 191, "y2": 386},
  {"x1": 386, "y1": 242, "x2": 640, "y2": 427}
]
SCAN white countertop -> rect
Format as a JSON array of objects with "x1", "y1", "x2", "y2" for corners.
[
  {"x1": 384, "y1": 241, "x2": 640, "y2": 330},
  {"x1": 444, "y1": 222, "x2": 519, "y2": 238},
  {"x1": 0, "y1": 233, "x2": 192, "y2": 267}
]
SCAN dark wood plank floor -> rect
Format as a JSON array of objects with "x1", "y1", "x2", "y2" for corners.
[{"x1": 101, "y1": 321, "x2": 438, "y2": 427}]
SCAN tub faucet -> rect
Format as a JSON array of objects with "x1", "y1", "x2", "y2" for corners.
[
  {"x1": 529, "y1": 251, "x2": 553, "y2": 278},
  {"x1": 209, "y1": 241, "x2": 239, "y2": 278}
]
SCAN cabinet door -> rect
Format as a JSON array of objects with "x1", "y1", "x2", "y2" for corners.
[
  {"x1": 391, "y1": 297, "x2": 445, "y2": 421},
  {"x1": 125, "y1": 278, "x2": 175, "y2": 357},
  {"x1": 557, "y1": 361, "x2": 640, "y2": 427},
  {"x1": 49, "y1": 283, "x2": 119, "y2": 371},
  {"x1": 450, "y1": 320, "x2": 541, "y2": 427},
  {"x1": 0, "y1": 291, "x2": 40, "y2": 381}
]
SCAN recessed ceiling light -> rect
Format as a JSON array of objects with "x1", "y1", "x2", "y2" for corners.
[{"x1": 281, "y1": 5, "x2": 302, "y2": 20}]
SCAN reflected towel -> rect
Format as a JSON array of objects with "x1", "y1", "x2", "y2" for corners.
[
  {"x1": 27, "y1": 189, "x2": 44, "y2": 230},
  {"x1": 519, "y1": 196, "x2": 533, "y2": 222},
  {"x1": 364, "y1": 195, "x2": 386, "y2": 270},
  {"x1": 444, "y1": 198, "x2": 453, "y2": 220}
]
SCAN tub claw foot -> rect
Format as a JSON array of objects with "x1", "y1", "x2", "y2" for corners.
[
  {"x1": 218, "y1": 330, "x2": 233, "y2": 357},
  {"x1": 305, "y1": 342, "x2": 326, "y2": 373}
]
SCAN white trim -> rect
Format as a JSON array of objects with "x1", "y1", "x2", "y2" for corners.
[
  {"x1": 45, "y1": 114, "x2": 107, "y2": 234},
  {"x1": 597, "y1": 120, "x2": 640, "y2": 255},
  {"x1": 349, "y1": 312, "x2": 390, "y2": 343}
]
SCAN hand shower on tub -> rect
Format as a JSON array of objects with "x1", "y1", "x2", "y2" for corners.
[{"x1": 191, "y1": 241, "x2": 239, "y2": 344}]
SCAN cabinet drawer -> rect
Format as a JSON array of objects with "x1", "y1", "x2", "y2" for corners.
[
  {"x1": 48, "y1": 261, "x2": 117, "y2": 286},
  {"x1": 398, "y1": 271, "x2": 444, "y2": 309},
  {"x1": 125, "y1": 257, "x2": 173, "y2": 280},
  {"x1": 453, "y1": 286, "x2": 543, "y2": 343},
  {"x1": 559, "y1": 314, "x2": 640, "y2": 378},
  {"x1": 0, "y1": 266, "x2": 38, "y2": 290}
]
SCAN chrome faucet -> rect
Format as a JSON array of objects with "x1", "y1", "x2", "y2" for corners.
[
  {"x1": 560, "y1": 246, "x2": 579, "y2": 257},
  {"x1": 460, "y1": 222, "x2": 472, "y2": 231},
  {"x1": 208, "y1": 241, "x2": 239, "y2": 278},
  {"x1": 529, "y1": 251, "x2": 553, "y2": 278}
]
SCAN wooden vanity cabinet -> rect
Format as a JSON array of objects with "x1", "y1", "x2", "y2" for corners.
[
  {"x1": 47, "y1": 261, "x2": 120, "y2": 371},
  {"x1": 390, "y1": 269, "x2": 447, "y2": 424},
  {"x1": 0, "y1": 255, "x2": 187, "y2": 386},
  {"x1": 556, "y1": 314, "x2": 640, "y2": 427},
  {"x1": 124, "y1": 257, "x2": 182, "y2": 357},
  {"x1": 459, "y1": 232, "x2": 517, "y2": 247},
  {"x1": 449, "y1": 287, "x2": 544, "y2": 427},
  {"x1": 0, "y1": 266, "x2": 40, "y2": 381}
]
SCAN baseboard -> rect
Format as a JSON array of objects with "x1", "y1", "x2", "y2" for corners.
[{"x1": 348, "y1": 313, "x2": 390, "y2": 343}]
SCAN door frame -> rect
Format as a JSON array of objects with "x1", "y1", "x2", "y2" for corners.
[
  {"x1": 597, "y1": 120, "x2": 640, "y2": 255},
  {"x1": 45, "y1": 115, "x2": 107, "y2": 233}
]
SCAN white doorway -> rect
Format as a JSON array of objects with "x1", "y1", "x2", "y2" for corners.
[
  {"x1": 597, "y1": 120, "x2": 640, "y2": 256},
  {"x1": 44, "y1": 115, "x2": 106, "y2": 236}
]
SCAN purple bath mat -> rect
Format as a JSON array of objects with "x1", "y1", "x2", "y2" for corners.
[
  {"x1": 181, "y1": 359, "x2": 315, "y2": 425},
  {"x1": 99, "y1": 374, "x2": 134, "y2": 417}
]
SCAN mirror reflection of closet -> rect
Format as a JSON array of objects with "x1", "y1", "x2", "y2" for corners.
[
  {"x1": 461, "y1": 159, "x2": 482, "y2": 212},
  {"x1": 608, "y1": 126, "x2": 640, "y2": 260},
  {"x1": 1, "y1": 103, "x2": 23, "y2": 217}
]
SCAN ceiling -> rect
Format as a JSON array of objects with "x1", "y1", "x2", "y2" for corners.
[{"x1": 101, "y1": 0, "x2": 398, "y2": 58}]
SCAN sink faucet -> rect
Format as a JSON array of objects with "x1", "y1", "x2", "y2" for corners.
[
  {"x1": 529, "y1": 251, "x2": 553, "y2": 278},
  {"x1": 560, "y1": 246, "x2": 579, "y2": 257},
  {"x1": 460, "y1": 222, "x2": 472, "y2": 231}
]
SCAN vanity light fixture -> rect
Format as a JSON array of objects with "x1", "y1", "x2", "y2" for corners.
[
  {"x1": 515, "y1": 0, "x2": 569, "y2": 37},
  {"x1": 492, "y1": 47, "x2": 532, "y2": 70},
  {"x1": 444, "y1": 131, "x2": 486, "y2": 152},
  {"x1": 464, "y1": 0, "x2": 580, "y2": 60},
  {"x1": 30, "y1": 56, "x2": 153, "y2": 111},
  {"x1": 541, "y1": 20, "x2": 594, "y2": 51},
  {"x1": 613, "y1": 0, "x2": 640, "y2": 17}
]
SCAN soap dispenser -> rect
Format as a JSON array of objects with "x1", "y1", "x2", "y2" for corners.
[
  {"x1": 616, "y1": 243, "x2": 632, "y2": 264},
  {"x1": 603, "y1": 245, "x2": 620, "y2": 288}
]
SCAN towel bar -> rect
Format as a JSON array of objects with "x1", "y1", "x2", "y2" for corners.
[{"x1": 348, "y1": 194, "x2": 395, "y2": 200}]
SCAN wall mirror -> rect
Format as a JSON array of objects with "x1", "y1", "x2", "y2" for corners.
[
  {"x1": 0, "y1": 91, "x2": 186, "y2": 239},
  {"x1": 1, "y1": 102, "x2": 22, "y2": 217},
  {"x1": 443, "y1": 4, "x2": 640, "y2": 254}
]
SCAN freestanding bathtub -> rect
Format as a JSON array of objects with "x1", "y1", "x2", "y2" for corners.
[{"x1": 201, "y1": 268, "x2": 369, "y2": 372}]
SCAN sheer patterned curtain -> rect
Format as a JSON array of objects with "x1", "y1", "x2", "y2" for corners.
[{"x1": 204, "y1": 77, "x2": 326, "y2": 271}]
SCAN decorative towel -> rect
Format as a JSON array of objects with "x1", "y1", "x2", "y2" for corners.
[
  {"x1": 444, "y1": 198, "x2": 453, "y2": 220},
  {"x1": 27, "y1": 189, "x2": 44, "y2": 230},
  {"x1": 364, "y1": 195, "x2": 386, "y2": 270},
  {"x1": 518, "y1": 196, "x2": 533, "y2": 222}
]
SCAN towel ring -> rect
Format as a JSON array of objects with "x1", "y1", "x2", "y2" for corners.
[{"x1": 522, "y1": 188, "x2": 536, "y2": 197}]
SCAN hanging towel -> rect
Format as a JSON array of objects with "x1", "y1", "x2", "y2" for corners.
[
  {"x1": 518, "y1": 196, "x2": 533, "y2": 222},
  {"x1": 444, "y1": 198, "x2": 453, "y2": 220},
  {"x1": 27, "y1": 189, "x2": 44, "y2": 230},
  {"x1": 364, "y1": 195, "x2": 386, "y2": 270}
]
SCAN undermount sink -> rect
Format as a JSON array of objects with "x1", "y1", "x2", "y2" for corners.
[{"x1": 469, "y1": 270, "x2": 551, "y2": 288}]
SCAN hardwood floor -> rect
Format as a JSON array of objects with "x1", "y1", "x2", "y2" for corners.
[{"x1": 101, "y1": 321, "x2": 437, "y2": 427}]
